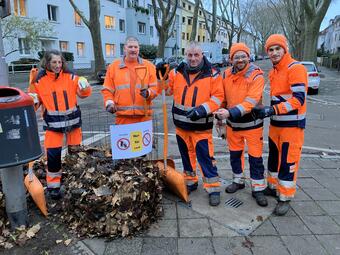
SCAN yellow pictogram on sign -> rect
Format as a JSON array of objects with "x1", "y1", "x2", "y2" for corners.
[{"x1": 130, "y1": 131, "x2": 142, "y2": 152}]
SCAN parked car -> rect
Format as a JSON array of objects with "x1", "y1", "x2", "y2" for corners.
[
  {"x1": 300, "y1": 61, "x2": 320, "y2": 95},
  {"x1": 97, "y1": 69, "x2": 107, "y2": 84}
]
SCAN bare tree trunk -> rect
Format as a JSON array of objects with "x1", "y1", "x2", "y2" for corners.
[
  {"x1": 190, "y1": 0, "x2": 200, "y2": 41},
  {"x1": 152, "y1": 0, "x2": 178, "y2": 57},
  {"x1": 69, "y1": 0, "x2": 105, "y2": 74},
  {"x1": 200, "y1": 0, "x2": 218, "y2": 42}
]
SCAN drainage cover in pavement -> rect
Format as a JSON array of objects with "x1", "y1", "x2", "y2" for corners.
[{"x1": 225, "y1": 197, "x2": 243, "y2": 208}]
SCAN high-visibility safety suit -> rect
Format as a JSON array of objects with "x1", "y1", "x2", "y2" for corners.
[
  {"x1": 164, "y1": 57, "x2": 224, "y2": 193},
  {"x1": 267, "y1": 53, "x2": 307, "y2": 201},
  {"x1": 101, "y1": 57, "x2": 158, "y2": 124},
  {"x1": 28, "y1": 70, "x2": 92, "y2": 189},
  {"x1": 222, "y1": 63, "x2": 266, "y2": 191}
]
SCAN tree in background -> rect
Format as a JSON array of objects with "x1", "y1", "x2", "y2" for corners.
[
  {"x1": 139, "y1": 45, "x2": 158, "y2": 59},
  {"x1": 200, "y1": 0, "x2": 218, "y2": 42},
  {"x1": 1, "y1": 16, "x2": 53, "y2": 57},
  {"x1": 190, "y1": 0, "x2": 200, "y2": 41},
  {"x1": 69, "y1": 0, "x2": 105, "y2": 74},
  {"x1": 151, "y1": 0, "x2": 178, "y2": 57}
]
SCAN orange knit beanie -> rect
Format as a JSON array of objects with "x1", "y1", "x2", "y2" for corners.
[
  {"x1": 230, "y1": 43, "x2": 250, "y2": 60},
  {"x1": 265, "y1": 34, "x2": 288, "y2": 53}
]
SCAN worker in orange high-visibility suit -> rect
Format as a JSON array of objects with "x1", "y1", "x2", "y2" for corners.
[
  {"x1": 252, "y1": 34, "x2": 307, "y2": 216},
  {"x1": 28, "y1": 50, "x2": 92, "y2": 200},
  {"x1": 156, "y1": 41, "x2": 224, "y2": 206},
  {"x1": 101, "y1": 36, "x2": 158, "y2": 124},
  {"x1": 214, "y1": 43, "x2": 267, "y2": 207}
]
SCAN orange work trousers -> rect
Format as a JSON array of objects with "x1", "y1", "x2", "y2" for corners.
[
  {"x1": 44, "y1": 127, "x2": 82, "y2": 189},
  {"x1": 176, "y1": 128, "x2": 220, "y2": 194},
  {"x1": 227, "y1": 126, "x2": 266, "y2": 191},
  {"x1": 267, "y1": 125, "x2": 304, "y2": 201}
]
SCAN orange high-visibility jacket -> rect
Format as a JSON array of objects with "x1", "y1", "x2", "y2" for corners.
[
  {"x1": 28, "y1": 69, "x2": 92, "y2": 132},
  {"x1": 222, "y1": 63, "x2": 265, "y2": 131},
  {"x1": 101, "y1": 57, "x2": 157, "y2": 116},
  {"x1": 269, "y1": 53, "x2": 308, "y2": 128},
  {"x1": 166, "y1": 57, "x2": 224, "y2": 131}
]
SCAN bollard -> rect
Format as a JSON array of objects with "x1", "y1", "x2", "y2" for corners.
[{"x1": 1, "y1": 165, "x2": 28, "y2": 229}]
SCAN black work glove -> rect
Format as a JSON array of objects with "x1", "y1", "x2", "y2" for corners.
[
  {"x1": 186, "y1": 105, "x2": 207, "y2": 121},
  {"x1": 156, "y1": 61, "x2": 168, "y2": 80},
  {"x1": 252, "y1": 105, "x2": 275, "y2": 119},
  {"x1": 139, "y1": 88, "x2": 149, "y2": 99}
]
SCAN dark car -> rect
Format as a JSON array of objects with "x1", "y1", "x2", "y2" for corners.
[{"x1": 97, "y1": 69, "x2": 107, "y2": 84}]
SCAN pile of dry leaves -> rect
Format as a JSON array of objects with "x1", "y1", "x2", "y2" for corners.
[{"x1": 57, "y1": 146, "x2": 163, "y2": 238}]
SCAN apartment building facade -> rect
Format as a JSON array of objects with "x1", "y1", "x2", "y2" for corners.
[{"x1": 318, "y1": 15, "x2": 340, "y2": 54}]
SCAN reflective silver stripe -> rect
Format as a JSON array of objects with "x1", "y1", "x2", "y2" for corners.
[
  {"x1": 279, "y1": 194, "x2": 293, "y2": 201},
  {"x1": 47, "y1": 117, "x2": 80, "y2": 128},
  {"x1": 279, "y1": 180, "x2": 296, "y2": 188},
  {"x1": 227, "y1": 119, "x2": 263, "y2": 128},
  {"x1": 271, "y1": 113, "x2": 305, "y2": 121},
  {"x1": 284, "y1": 102, "x2": 293, "y2": 112},
  {"x1": 233, "y1": 173, "x2": 245, "y2": 184},
  {"x1": 202, "y1": 176, "x2": 220, "y2": 184},
  {"x1": 271, "y1": 94, "x2": 292, "y2": 101},
  {"x1": 136, "y1": 84, "x2": 143, "y2": 89},
  {"x1": 47, "y1": 106, "x2": 78, "y2": 116},
  {"x1": 116, "y1": 84, "x2": 130, "y2": 90},
  {"x1": 202, "y1": 103, "x2": 211, "y2": 114},
  {"x1": 251, "y1": 179, "x2": 266, "y2": 191},
  {"x1": 268, "y1": 171, "x2": 278, "y2": 178},
  {"x1": 291, "y1": 86, "x2": 305, "y2": 92},
  {"x1": 101, "y1": 86, "x2": 115, "y2": 94},
  {"x1": 117, "y1": 106, "x2": 145, "y2": 111},
  {"x1": 173, "y1": 113, "x2": 214, "y2": 124},
  {"x1": 149, "y1": 83, "x2": 157, "y2": 87},
  {"x1": 186, "y1": 180, "x2": 197, "y2": 186},
  {"x1": 47, "y1": 182, "x2": 61, "y2": 188},
  {"x1": 236, "y1": 104, "x2": 246, "y2": 115},
  {"x1": 205, "y1": 187, "x2": 220, "y2": 193},
  {"x1": 211, "y1": 96, "x2": 221, "y2": 106},
  {"x1": 184, "y1": 170, "x2": 196, "y2": 177},
  {"x1": 174, "y1": 103, "x2": 194, "y2": 111},
  {"x1": 149, "y1": 89, "x2": 157, "y2": 96},
  {"x1": 47, "y1": 171, "x2": 62, "y2": 178},
  {"x1": 245, "y1": 97, "x2": 257, "y2": 105}
]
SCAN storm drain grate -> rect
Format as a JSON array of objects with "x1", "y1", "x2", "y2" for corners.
[{"x1": 225, "y1": 198, "x2": 243, "y2": 208}]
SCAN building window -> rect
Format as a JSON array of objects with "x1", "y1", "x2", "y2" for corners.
[
  {"x1": 182, "y1": 17, "x2": 185, "y2": 23},
  {"x1": 203, "y1": 36, "x2": 205, "y2": 42},
  {"x1": 148, "y1": 4, "x2": 153, "y2": 15},
  {"x1": 199, "y1": 10, "x2": 202, "y2": 16},
  {"x1": 182, "y1": 32, "x2": 185, "y2": 40},
  {"x1": 18, "y1": 38, "x2": 30, "y2": 55},
  {"x1": 182, "y1": 2, "x2": 185, "y2": 8},
  {"x1": 13, "y1": 0, "x2": 26, "y2": 17},
  {"x1": 186, "y1": 33, "x2": 189, "y2": 40},
  {"x1": 74, "y1": 12, "x2": 82, "y2": 26},
  {"x1": 188, "y1": 5, "x2": 191, "y2": 11},
  {"x1": 76, "y1": 42, "x2": 85, "y2": 57},
  {"x1": 188, "y1": 18, "x2": 192, "y2": 25},
  {"x1": 47, "y1": 5, "x2": 58, "y2": 21},
  {"x1": 150, "y1": 26, "x2": 154, "y2": 37},
  {"x1": 120, "y1": 43, "x2": 124, "y2": 56},
  {"x1": 138, "y1": 22, "x2": 146, "y2": 34},
  {"x1": 182, "y1": 48, "x2": 185, "y2": 55},
  {"x1": 119, "y1": 19, "x2": 125, "y2": 32},
  {"x1": 198, "y1": 35, "x2": 200, "y2": 42},
  {"x1": 59, "y1": 41, "x2": 68, "y2": 51},
  {"x1": 157, "y1": 8, "x2": 162, "y2": 19},
  {"x1": 199, "y1": 23, "x2": 202, "y2": 28},
  {"x1": 105, "y1": 44, "x2": 115, "y2": 57},
  {"x1": 104, "y1": 15, "x2": 115, "y2": 29}
]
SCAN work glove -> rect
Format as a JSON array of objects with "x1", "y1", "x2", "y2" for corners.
[
  {"x1": 215, "y1": 119, "x2": 226, "y2": 139},
  {"x1": 78, "y1": 76, "x2": 90, "y2": 90},
  {"x1": 156, "y1": 61, "x2": 168, "y2": 80},
  {"x1": 139, "y1": 88, "x2": 149, "y2": 99},
  {"x1": 106, "y1": 103, "x2": 117, "y2": 114},
  {"x1": 252, "y1": 105, "x2": 275, "y2": 119},
  {"x1": 186, "y1": 105, "x2": 207, "y2": 121}
]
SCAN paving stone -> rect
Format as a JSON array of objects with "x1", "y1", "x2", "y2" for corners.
[
  {"x1": 294, "y1": 188, "x2": 312, "y2": 201},
  {"x1": 177, "y1": 203, "x2": 206, "y2": 219},
  {"x1": 209, "y1": 219, "x2": 240, "y2": 237},
  {"x1": 162, "y1": 204, "x2": 177, "y2": 219},
  {"x1": 317, "y1": 201, "x2": 340, "y2": 215},
  {"x1": 250, "y1": 219, "x2": 278, "y2": 236},
  {"x1": 310, "y1": 176, "x2": 339, "y2": 189},
  {"x1": 179, "y1": 218, "x2": 212, "y2": 237},
  {"x1": 297, "y1": 169, "x2": 313, "y2": 178},
  {"x1": 299, "y1": 159, "x2": 322, "y2": 169},
  {"x1": 145, "y1": 219, "x2": 178, "y2": 238},
  {"x1": 213, "y1": 237, "x2": 252, "y2": 255},
  {"x1": 301, "y1": 215, "x2": 340, "y2": 234},
  {"x1": 313, "y1": 159, "x2": 340, "y2": 169},
  {"x1": 281, "y1": 235, "x2": 328, "y2": 255},
  {"x1": 290, "y1": 201, "x2": 325, "y2": 216},
  {"x1": 270, "y1": 216, "x2": 311, "y2": 235},
  {"x1": 316, "y1": 235, "x2": 340, "y2": 255},
  {"x1": 270, "y1": 204, "x2": 297, "y2": 217},
  {"x1": 105, "y1": 238, "x2": 142, "y2": 255},
  {"x1": 249, "y1": 236, "x2": 290, "y2": 255},
  {"x1": 178, "y1": 238, "x2": 214, "y2": 255},
  {"x1": 83, "y1": 238, "x2": 106, "y2": 255},
  {"x1": 303, "y1": 188, "x2": 340, "y2": 200},
  {"x1": 297, "y1": 178, "x2": 323, "y2": 189},
  {"x1": 141, "y1": 238, "x2": 177, "y2": 255},
  {"x1": 331, "y1": 215, "x2": 340, "y2": 226}
]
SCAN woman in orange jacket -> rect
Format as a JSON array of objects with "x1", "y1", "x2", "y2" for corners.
[{"x1": 28, "y1": 50, "x2": 92, "y2": 199}]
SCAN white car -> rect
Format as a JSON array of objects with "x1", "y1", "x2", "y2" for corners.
[{"x1": 301, "y1": 61, "x2": 320, "y2": 95}]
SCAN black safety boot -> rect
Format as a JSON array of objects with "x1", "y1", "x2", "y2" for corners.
[
  {"x1": 187, "y1": 183, "x2": 198, "y2": 194},
  {"x1": 252, "y1": 191, "x2": 268, "y2": 207},
  {"x1": 209, "y1": 192, "x2": 220, "y2": 206},
  {"x1": 274, "y1": 200, "x2": 290, "y2": 216},
  {"x1": 47, "y1": 188, "x2": 62, "y2": 200},
  {"x1": 263, "y1": 187, "x2": 277, "y2": 197},
  {"x1": 225, "y1": 182, "x2": 245, "y2": 193}
]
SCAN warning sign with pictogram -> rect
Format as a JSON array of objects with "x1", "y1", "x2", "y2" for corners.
[{"x1": 110, "y1": 120, "x2": 153, "y2": 160}]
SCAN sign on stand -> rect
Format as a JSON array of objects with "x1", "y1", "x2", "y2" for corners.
[{"x1": 110, "y1": 120, "x2": 153, "y2": 160}]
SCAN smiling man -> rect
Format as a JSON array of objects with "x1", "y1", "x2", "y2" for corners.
[
  {"x1": 252, "y1": 34, "x2": 308, "y2": 216},
  {"x1": 214, "y1": 43, "x2": 267, "y2": 207}
]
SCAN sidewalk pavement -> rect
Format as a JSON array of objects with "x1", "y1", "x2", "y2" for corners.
[{"x1": 43, "y1": 156, "x2": 340, "y2": 255}]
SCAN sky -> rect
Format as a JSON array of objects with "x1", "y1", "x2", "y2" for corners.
[{"x1": 320, "y1": 0, "x2": 340, "y2": 31}]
